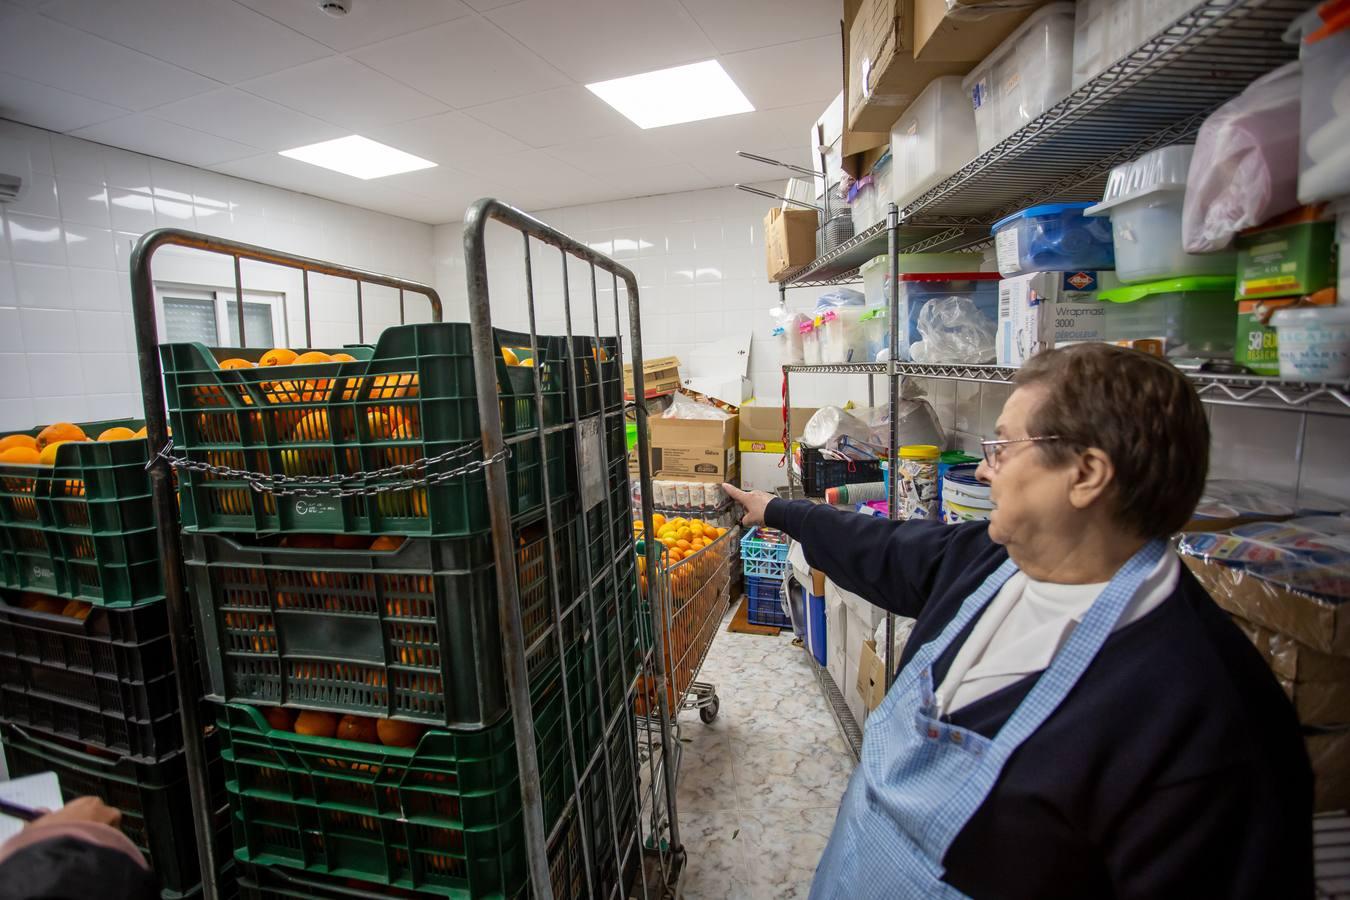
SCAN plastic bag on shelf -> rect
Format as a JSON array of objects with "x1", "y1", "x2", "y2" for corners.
[
  {"x1": 801, "y1": 406, "x2": 878, "y2": 450},
  {"x1": 813, "y1": 288, "x2": 866, "y2": 313},
  {"x1": 661, "y1": 391, "x2": 731, "y2": 420},
  {"x1": 1182, "y1": 62, "x2": 1302, "y2": 253},
  {"x1": 910, "y1": 295, "x2": 997, "y2": 364}
]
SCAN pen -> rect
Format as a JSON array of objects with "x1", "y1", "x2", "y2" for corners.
[{"x1": 0, "y1": 798, "x2": 43, "y2": 822}]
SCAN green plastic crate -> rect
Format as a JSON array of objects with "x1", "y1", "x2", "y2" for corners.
[
  {"x1": 1, "y1": 723, "x2": 228, "y2": 898},
  {"x1": 160, "y1": 324, "x2": 570, "y2": 537},
  {"x1": 219, "y1": 663, "x2": 575, "y2": 899},
  {"x1": 0, "y1": 418, "x2": 162, "y2": 607},
  {"x1": 183, "y1": 519, "x2": 579, "y2": 729}
]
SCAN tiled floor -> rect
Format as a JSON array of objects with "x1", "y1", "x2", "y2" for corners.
[{"x1": 673, "y1": 605, "x2": 856, "y2": 899}]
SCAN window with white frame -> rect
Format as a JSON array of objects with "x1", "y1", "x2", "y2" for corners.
[{"x1": 155, "y1": 284, "x2": 287, "y2": 348}]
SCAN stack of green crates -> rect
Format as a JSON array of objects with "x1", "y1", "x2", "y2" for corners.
[
  {"x1": 164, "y1": 323, "x2": 643, "y2": 897},
  {"x1": 0, "y1": 418, "x2": 230, "y2": 897}
]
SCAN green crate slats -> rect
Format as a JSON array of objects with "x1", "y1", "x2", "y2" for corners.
[
  {"x1": 0, "y1": 594, "x2": 185, "y2": 761},
  {"x1": 161, "y1": 325, "x2": 575, "y2": 537},
  {"x1": 0, "y1": 418, "x2": 161, "y2": 606},
  {"x1": 1, "y1": 724, "x2": 229, "y2": 897}
]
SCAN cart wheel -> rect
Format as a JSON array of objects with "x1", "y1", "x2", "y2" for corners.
[{"x1": 700, "y1": 696, "x2": 720, "y2": 724}]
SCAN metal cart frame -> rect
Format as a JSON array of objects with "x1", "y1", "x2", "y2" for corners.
[{"x1": 129, "y1": 202, "x2": 683, "y2": 899}]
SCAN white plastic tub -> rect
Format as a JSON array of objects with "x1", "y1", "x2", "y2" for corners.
[
  {"x1": 1297, "y1": 14, "x2": 1350, "y2": 204},
  {"x1": 1271, "y1": 305, "x2": 1350, "y2": 381},
  {"x1": 819, "y1": 307, "x2": 867, "y2": 364},
  {"x1": 891, "y1": 76, "x2": 978, "y2": 208},
  {"x1": 964, "y1": 3, "x2": 1076, "y2": 154},
  {"x1": 1086, "y1": 144, "x2": 1235, "y2": 283},
  {"x1": 1072, "y1": 0, "x2": 1197, "y2": 87}
]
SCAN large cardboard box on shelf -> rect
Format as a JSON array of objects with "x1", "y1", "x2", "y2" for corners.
[
  {"x1": 845, "y1": 0, "x2": 968, "y2": 134},
  {"x1": 624, "y1": 356, "x2": 682, "y2": 400},
  {"x1": 1307, "y1": 728, "x2": 1350, "y2": 812},
  {"x1": 996, "y1": 271, "x2": 1113, "y2": 366},
  {"x1": 647, "y1": 415, "x2": 739, "y2": 483},
  {"x1": 739, "y1": 405, "x2": 820, "y2": 454},
  {"x1": 1185, "y1": 554, "x2": 1350, "y2": 657},
  {"x1": 765, "y1": 208, "x2": 818, "y2": 282},
  {"x1": 812, "y1": 91, "x2": 890, "y2": 192},
  {"x1": 1232, "y1": 616, "x2": 1350, "y2": 728},
  {"x1": 913, "y1": 0, "x2": 1048, "y2": 62}
]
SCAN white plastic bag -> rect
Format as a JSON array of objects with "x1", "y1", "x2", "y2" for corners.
[
  {"x1": 1182, "y1": 62, "x2": 1302, "y2": 253},
  {"x1": 911, "y1": 296, "x2": 996, "y2": 364},
  {"x1": 801, "y1": 406, "x2": 876, "y2": 450},
  {"x1": 813, "y1": 288, "x2": 866, "y2": 312},
  {"x1": 661, "y1": 392, "x2": 730, "y2": 420}
]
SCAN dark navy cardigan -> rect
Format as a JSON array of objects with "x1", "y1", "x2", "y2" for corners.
[{"x1": 767, "y1": 499, "x2": 1313, "y2": 899}]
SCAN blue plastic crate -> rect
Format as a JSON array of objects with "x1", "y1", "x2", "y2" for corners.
[
  {"x1": 745, "y1": 574, "x2": 791, "y2": 628},
  {"x1": 741, "y1": 526, "x2": 790, "y2": 579}
]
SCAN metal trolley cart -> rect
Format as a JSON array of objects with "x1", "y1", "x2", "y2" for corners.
[
  {"x1": 126, "y1": 197, "x2": 685, "y2": 899},
  {"x1": 636, "y1": 526, "x2": 734, "y2": 731}
]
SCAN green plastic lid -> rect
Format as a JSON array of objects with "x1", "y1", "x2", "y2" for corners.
[
  {"x1": 859, "y1": 306, "x2": 887, "y2": 322},
  {"x1": 1098, "y1": 275, "x2": 1237, "y2": 304}
]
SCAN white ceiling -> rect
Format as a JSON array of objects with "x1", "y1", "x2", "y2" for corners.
[{"x1": 0, "y1": 0, "x2": 838, "y2": 224}]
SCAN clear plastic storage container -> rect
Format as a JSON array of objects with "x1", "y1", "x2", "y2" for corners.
[
  {"x1": 992, "y1": 202, "x2": 1115, "y2": 276},
  {"x1": 1086, "y1": 144, "x2": 1235, "y2": 284},
  {"x1": 1072, "y1": 0, "x2": 1197, "y2": 87},
  {"x1": 801, "y1": 317, "x2": 821, "y2": 365},
  {"x1": 819, "y1": 307, "x2": 868, "y2": 364},
  {"x1": 893, "y1": 273, "x2": 1001, "y2": 361},
  {"x1": 891, "y1": 76, "x2": 978, "y2": 208},
  {"x1": 860, "y1": 307, "x2": 889, "y2": 362},
  {"x1": 850, "y1": 152, "x2": 893, "y2": 233},
  {"x1": 859, "y1": 252, "x2": 987, "y2": 307},
  {"x1": 1270, "y1": 305, "x2": 1350, "y2": 381},
  {"x1": 964, "y1": 3, "x2": 1076, "y2": 153},
  {"x1": 1297, "y1": 11, "x2": 1350, "y2": 204},
  {"x1": 1099, "y1": 275, "x2": 1238, "y2": 359}
]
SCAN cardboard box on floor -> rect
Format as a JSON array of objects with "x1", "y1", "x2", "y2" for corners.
[
  {"x1": 739, "y1": 405, "x2": 820, "y2": 454},
  {"x1": 647, "y1": 415, "x2": 739, "y2": 483},
  {"x1": 623, "y1": 356, "x2": 681, "y2": 400}
]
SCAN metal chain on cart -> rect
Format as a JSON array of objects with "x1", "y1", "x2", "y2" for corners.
[{"x1": 148, "y1": 438, "x2": 511, "y2": 498}]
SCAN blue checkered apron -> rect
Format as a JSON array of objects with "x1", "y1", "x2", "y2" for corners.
[{"x1": 809, "y1": 540, "x2": 1167, "y2": 899}]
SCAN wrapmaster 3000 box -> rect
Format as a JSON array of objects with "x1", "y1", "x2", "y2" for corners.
[{"x1": 997, "y1": 271, "x2": 1114, "y2": 366}]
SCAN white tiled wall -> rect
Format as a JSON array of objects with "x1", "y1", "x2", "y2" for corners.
[
  {"x1": 433, "y1": 188, "x2": 1347, "y2": 506},
  {"x1": 0, "y1": 119, "x2": 434, "y2": 431}
]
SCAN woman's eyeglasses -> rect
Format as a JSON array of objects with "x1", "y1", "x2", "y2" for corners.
[{"x1": 980, "y1": 436, "x2": 1064, "y2": 470}]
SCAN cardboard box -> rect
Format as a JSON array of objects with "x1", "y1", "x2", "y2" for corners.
[
  {"x1": 647, "y1": 415, "x2": 738, "y2": 483},
  {"x1": 1184, "y1": 554, "x2": 1350, "y2": 657},
  {"x1": 765, "y1": 207, "x2": 819, "y2": 282},
  {"x1": 857, "y1": 639, "x2": 888, "y2": 711},
  {"x1": 1232, "y1": 616, "x2": 1350, "y2": 684},
  {"x1": 1307, "y1": 728, "x2": 1350, "y2": 812},
  {"x1": 1235, "y1": 290, "x2": 1337, "y2": 376},
  {"x1": 623, "y1": 356, "x2": 681, "y2": 400},
  {"x1": 845, "y1": 0, "x2": 968, "y2": 134},
  {"x1": 914, "y1": 0, "x2": 1046, "y2": 62},
  {"x1": 1279, "y1": 678, "x2": 1350, "y2": 727},
  {"x1": 738, "y1": 405, "x2": 820, "y2": 453},
  {"x1": 1235, "y1": 215, "x2": 1337, "y2": 301},
  {"x1": 996, "y1": 270, "x2": 1112, "y2": 366}
]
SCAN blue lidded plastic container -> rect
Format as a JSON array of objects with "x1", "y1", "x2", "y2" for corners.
[{"x1": 991, "y1": 201, "x2": 1115, "y2": 277}]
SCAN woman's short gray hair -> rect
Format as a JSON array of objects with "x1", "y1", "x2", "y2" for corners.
[{"x1": 1014, "y1": 344, "x2": 1210, "y2": 539}]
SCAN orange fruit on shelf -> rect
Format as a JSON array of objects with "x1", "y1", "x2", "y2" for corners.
[
  {"x1": 22, "y1": 594, "x2": 66, "y2": 614},
  {"x1": 294, "y1": 710, "x2": 339, "y2": 738},
  {"x1": 369, "y1": 535, "x2": 405, "y2": 552},
  {"x1": 290, "y1": 410, "x2": 331, "y2": 442},
  {"x1": 97, "y1": 427, "x2": 137, "y2": 441},
  {"x1": 60, "y1": 600, "x2": 92, "y2": 620},
  {"x1": 336, "y1": 714, "x2": 379, "y2": 744},
  {"x1": 0, "y1": 446, "x2": 41, "y2": 464},
  {"x1": 332, "y1": 534, "x2": 372, "y2": 550},
  {"x1": 330, "y1": 352, "x2": 357, "y2": 363},
  {"x1": 0, "y1": 434, "x2": 38, "y2": 454},
  {"x1": 501, "y1": 347, "x2": 520, "y2": 366},
  {"x1": 294, "y1": 351, "x2": 332, "y2": 365},
  {"x1": 38, "y1": 441, "x2": 70, "y2": 466},
  {"x1": 376, "y1": 718, "x2": 426, "y2": 748},
  {"x1": 258, "y1": 348, "x2": 298, "y2": 368},
  {"x1": 218, "y1": 358, "x2": 253, "y2": 370},
  {"x1": 263, "y1": 707, "x2": 298, "y2": 732},
  {"x1": 36, "y1": 423, "x2": 86, "y2": 449}
]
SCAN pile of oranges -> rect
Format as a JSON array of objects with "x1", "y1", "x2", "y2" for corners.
[
  {"x1": 11, "y1": 591, "x2": 92, "y2": 621},
  {"x1": 260, "y1": 707, "x2": 426, "y2": 748},
  {"x1": 0, "y1": 422, "x2": 145, "y2": 467},
  {"x1": 635, "y1": 513, "x2": 727, "y2": 564}
]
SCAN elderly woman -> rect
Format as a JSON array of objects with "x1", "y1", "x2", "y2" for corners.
[{"x1": 724, "y1": 344, "x2": 1311, "y2": 899}]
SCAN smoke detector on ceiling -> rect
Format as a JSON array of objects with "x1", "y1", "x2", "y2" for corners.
[{"x1": 317, "y1": 0, "x2": 351, "y2": 16}]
